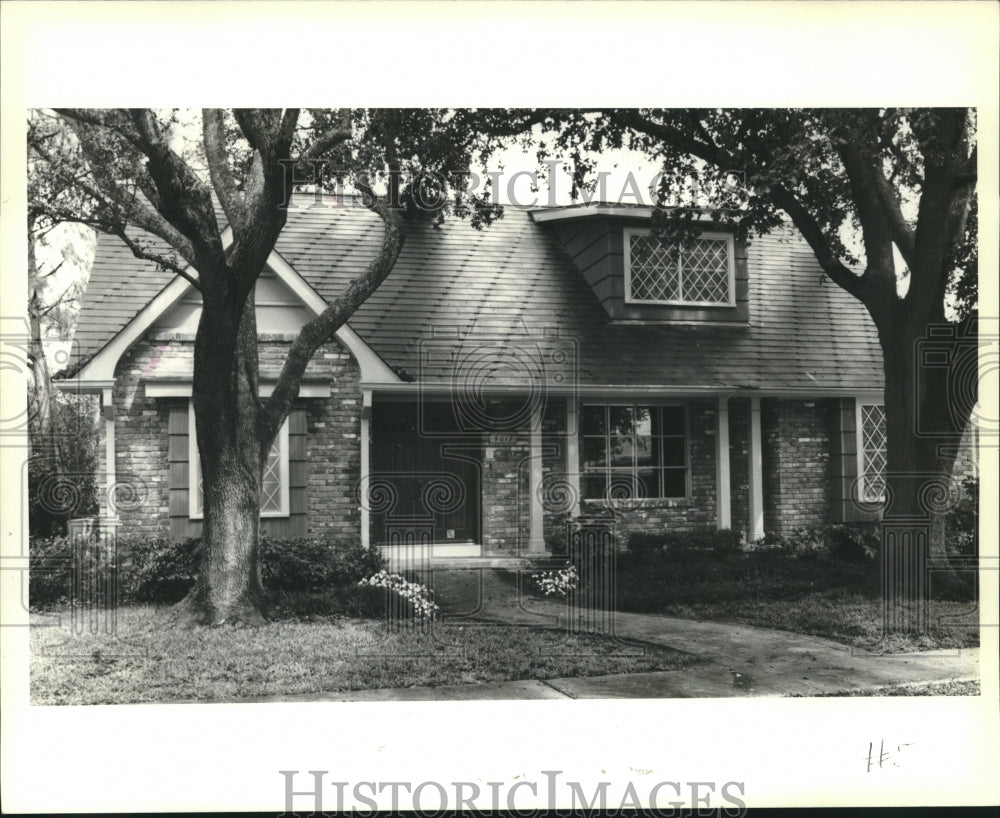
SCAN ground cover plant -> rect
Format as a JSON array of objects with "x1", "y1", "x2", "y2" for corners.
[
  {"x1": 533, "y1": 522, "x2": 980, "y2": 652},
  {"x1": 30, "y1": 605, "x2": 700, "y2": 705}
]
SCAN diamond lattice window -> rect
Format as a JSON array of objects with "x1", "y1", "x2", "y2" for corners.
[
  {"x1": 190, "y1": 406, "x2": 289, "y2": 518},
  {"x1": 627, "y1": 231, "x2": 732, "y2": 305},
  {"x1": 860, "y1": 402, "x2": 887, "y2": 502}
]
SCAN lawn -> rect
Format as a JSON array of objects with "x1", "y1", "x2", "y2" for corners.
[
  {"x1": 519, "y1": 551, "x2": 980, "y2": 653},
  {"x1": 30, "y1": 605, "x2": 700, "y2": 705}
]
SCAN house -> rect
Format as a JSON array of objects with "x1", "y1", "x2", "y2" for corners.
[{"x1": 62, "y1": 200, "x2": 902, "y2": 561}]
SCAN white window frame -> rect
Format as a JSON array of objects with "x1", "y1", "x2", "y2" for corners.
[
  {"x1": 624, "y1": 228, "x2": 737, "y2": 307},
  {"x1": 856, "y1": 399, "x2": 887, "y2": 503},
  {"x1": 580, "y1": 402, "x2": 691, "y2": 502},
  {"x1": 188, "y1": 402, "x2": 290, "y2": 519}
]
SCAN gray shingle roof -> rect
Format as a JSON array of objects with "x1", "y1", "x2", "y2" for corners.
[{"x1": 66, "y1": 203, "x2": 884, "y2": 391}]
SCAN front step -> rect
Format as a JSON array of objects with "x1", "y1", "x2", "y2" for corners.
[{"x1": 378, "y1": 543, "x2": 553, "y2": 571}]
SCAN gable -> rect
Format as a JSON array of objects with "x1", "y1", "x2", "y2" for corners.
[{"x1": 151, "y1": 270, "x2": 314, "y2": 335}]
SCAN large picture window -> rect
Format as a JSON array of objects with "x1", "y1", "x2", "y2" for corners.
[
  {"x1": 624, "y1": 229, "x2": 735, "y2": 306},
  {"x1": 858, "y1": 401, "x2": 887, "y2": 502},
  {"x1": 581, "y1": 404, "x2": 688, "y2": 501},
  {"x1": 189, "y1": 404, "x2": 290, "y2": 519}
]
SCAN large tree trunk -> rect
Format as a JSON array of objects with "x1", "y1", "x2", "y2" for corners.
[
  {"x1": 877, "y1": 315, "x2": 973, "y2": 635},
  {"x1": 174, "y1": 289, "x2": 273, "y2": 626}
]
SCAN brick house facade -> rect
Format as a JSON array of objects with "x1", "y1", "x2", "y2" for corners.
[{"x1": 65, "y1": 202, "x2": 977, "y2": 561}]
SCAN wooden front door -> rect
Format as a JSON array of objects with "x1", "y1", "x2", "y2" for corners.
[{"x1": 371, "y1": 403, "x2": 482, "y2": 544}]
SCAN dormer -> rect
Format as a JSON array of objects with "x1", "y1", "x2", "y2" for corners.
[{"x1": 532, "y1": 203, "x2": 749, "y2": 325}]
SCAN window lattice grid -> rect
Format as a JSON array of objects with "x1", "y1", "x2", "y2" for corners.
[
  {"x1": 628, "y1": 233, "x2": 731, "y2": 304},
  {"x1": 860, "y1": 403, "x2": 887, "y2": 501},
  {"x1": 260, "y1": 442, "x2": 283, "y2": 512}
]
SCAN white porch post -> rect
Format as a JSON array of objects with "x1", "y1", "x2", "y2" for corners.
[
  {"x1": 565, "y1": 397, "x2": 581, "y2": 517},
  {"x1": 748, "y1": 396, "x2": 764, "y2": 540},
  {"x1": 529, "y1": 401, "x2": 545, "y2": 554},
  {"x1": 715, "y1": 396, "x2": 731, "y2": 530},
  {"x1": 360, "y1": 389, "x2": 372, "y2": 550}
]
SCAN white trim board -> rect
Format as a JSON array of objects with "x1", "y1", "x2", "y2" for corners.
[{"x1": 74, "y1": 237, "x2": 399, "y2": 385}]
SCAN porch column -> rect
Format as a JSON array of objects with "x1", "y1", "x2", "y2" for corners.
[
  {"x1": 748, "y1": 395, "x2": 764, "y2": 540},
  {"x1": 359, "y1": 389, "x2": 372, "y2": 549},
  {"x1": 529, "y1": 401, "x2": 545, "y2": 554},
  {"x1": 565, "y1": 398, "x2": 581, "y2": 517},
  {"x1": 715, "y1": 396, "x2": 731, "y2": 530}
]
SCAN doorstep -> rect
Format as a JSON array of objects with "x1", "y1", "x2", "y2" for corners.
[{"x1": 378, "y1": 542, "x2": 552, "y2": 570}]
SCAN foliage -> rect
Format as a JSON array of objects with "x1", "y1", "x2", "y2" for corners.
[
  {"x1": 531, "y1": 564, "x2": 579, "y2": 598},
  {"x1": 261, "y1": 536, "x2": 384, "y2": 593},
  {"x1": 29, "y1": 533, "x2": 168, "y2": 609},
  {"x1": 626, "y1": 528, "x2": 744, "y2": 562},
  {"x1": 30, "y1": 534, "x2": 387, "y2": 610},
  {"x1": 946, "y1": 476, "x2": 979, "y2": 557},
  {"x1": 27, "y1": 389, "x2": 100, "y2": 537},
  {"x1": 824, "y1": 524, "x2": 881, "y2": 563},
  {"x1": 359, "y1": 570, "x2": 440, "y2": 621}
]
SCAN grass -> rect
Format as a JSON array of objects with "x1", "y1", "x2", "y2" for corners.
[
  {"x1": 654, "y1": 589, "x2": 980, "y2": 653},
  {"x1": 30, "y1": 605, "x2": 700, "y2": 705},
  {"x1": 524, "y1": 552, "x2": 980, "y2": 653}
]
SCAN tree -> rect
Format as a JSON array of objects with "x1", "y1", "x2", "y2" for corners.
[
  {"x1": 489, "y1": 108, "x2": 977, "y2": 632},
  {"x1": 29, "y1": 108, "x2": 501, "y2": 625},
  {"x1": 27, "y1": 112, "x2": 99, "y2": 534}
]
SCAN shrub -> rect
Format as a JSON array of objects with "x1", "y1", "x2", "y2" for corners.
[
  {"x1": 626, "y1": 528, "x2": 744, "y2": 562},
  {"x1": 946, "y1": 476, "x2": 978, "y2": 558},
  {"x1": 27, "y1": 534, "x2": 388, "y2": 610},
  {"x1": 531, "y1": 564, "x2": 579, "y2": 598},
  {"x1": 359, "y1": 570, "x2": 439, "y2": 620},
  {"x1": 825, "y1": 524, "x2": 880, "y2": 563},
  {"x1": 261, "y1": 536, "x2": 384, "y2": 593},
  {"x1": 29, "y1": 533, "x2": 169, "y2": 609},
  {"x1": 134, "y1": 537, "x2": 202, "y2": 604}
]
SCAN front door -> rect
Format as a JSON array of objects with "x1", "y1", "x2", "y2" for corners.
[{"x1": 371, "y1": 403, "x2": 482, "y2": 545}]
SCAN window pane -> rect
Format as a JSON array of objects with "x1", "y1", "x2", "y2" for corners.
[
  {"x1": 581, "y1": 405, "x2": 606, "y2": 435},
  {"x1": 261, "y1": 442, "x2": 282, "y2": 512},
  {"x1": 609, "y1": 436, "x2": 634, "y2": 468},
  {"x1": 633, "y1": 406, "x2": 653, "y2": 436},
  {"x1": 662, "y1": 437, "x2": 686, "y2": 467},
  {"x1": 582, "y1": 436, "x2": 607, "y2": 468},
  {"x1": 607, "y1": 470, "x2": 636, "y2": 501},
  {"x1": 662, "y1": 468, "x2": 686, "y2": 498},
  {"x1": 582, "y1": 471, "x2": 607, "y2": 500},
  {"x1": 630, "y1": 234, "x2": 680, "y2": 301},
  {"x1": 636, "y1": 468, "x2": 660, "y2": 499},
  {"x1": 634, "y1": 435, "x2": 656, "y2": 468},
  {"x1": 680, "y1": 238, "x2": 730, "y2": 303},
  {"x1": 609, "y1": 405, "x2": 634, "y2": 435},
  {"x1": 660, "y1": 406, "x2": 685, "y2": 434}
]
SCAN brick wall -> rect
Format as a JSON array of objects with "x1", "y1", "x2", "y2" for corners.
[
  {"x1": 728, "y1": 399, "x2": 750, "y2": 538},
  {"x1": 109, "y1": 332, "x2": 362, "y2": 542},
  {"x1": 761, "y1": 398, "x2": 833, "y2": 534},
  {"x1": 480, "y1": 399, "x2": 532, "y2": 555}
]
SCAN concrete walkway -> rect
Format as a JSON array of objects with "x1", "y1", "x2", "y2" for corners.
[{"x1": 235, "y1": 569, "x2": 979, "y2": 702}]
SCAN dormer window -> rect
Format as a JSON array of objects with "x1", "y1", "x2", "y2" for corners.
[{"x1": 624, "y1": 228, "x2": 736, "y2": 307}]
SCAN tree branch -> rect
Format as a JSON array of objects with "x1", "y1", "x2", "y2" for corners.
[
  {"x1": 769, "y1": 183, "x2": 868, "y2": 302},
  {"x1": 260, "y1": 207, "x2": 408, "y2": 441},
  {"x1": 202, "y1": 108, "x2": 248, "y2": 231}
]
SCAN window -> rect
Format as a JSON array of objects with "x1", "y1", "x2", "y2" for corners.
[
  {"x1": 189, "y1": 404, "x2": 290, "y2": 519},
  {"x1": 581, "y1": 404, "x2": 688, "y2": 501},
  {"x1": 624, "y1": 229, "x2": 735, "y2": 306},
  {"x1": 858, "y1": 401, "x2": 887, "y2": 502}
]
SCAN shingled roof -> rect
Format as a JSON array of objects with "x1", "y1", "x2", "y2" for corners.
[{"x1": 66, "y1": 203, "x2": 884, "y2": 391}]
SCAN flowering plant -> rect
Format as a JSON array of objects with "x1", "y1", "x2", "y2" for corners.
[
  {"x1": 359, "y1": 570, "x2": 440, "y2": 620},
  {"x1": 531, "y1": 563, "x2": 578, "y2": 598}
]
